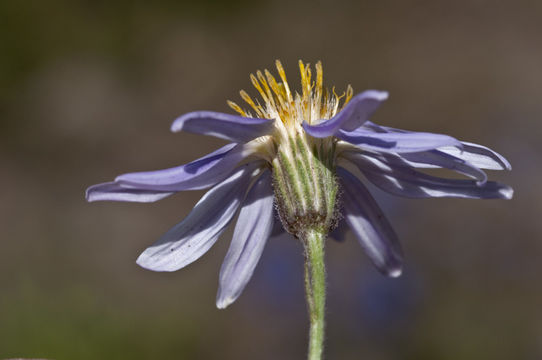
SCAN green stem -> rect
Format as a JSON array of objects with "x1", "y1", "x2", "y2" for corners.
[{"x1": 303, "y1": 228, "x2": 326, "y2": 360}]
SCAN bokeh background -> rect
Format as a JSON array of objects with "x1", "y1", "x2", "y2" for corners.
[{"x1": 1, "y1": 0, "x2": 540, "y2": 359}]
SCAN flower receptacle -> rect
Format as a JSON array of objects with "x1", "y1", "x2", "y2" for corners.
[{"x1": 271, "y1": 126, "x2": 339, "y2": 239}]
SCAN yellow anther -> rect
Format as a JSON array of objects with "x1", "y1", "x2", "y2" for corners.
[
  {"x1": 240, "y1": 90, "x2": 264, "y2": 118},
  {"x1": 229, "y1": 60, "x2": 354, "y2": 127},
  {"x1": 298, "y1": 60, "x2": 308, "y2": 99},
  {"x1": 227, "y1": 100, "x2": 247, "y2": 116},
  {"x1": 315, "y1": 61, "x2": 323, "y2": 99},
  {"x1": 275, "y1": 60, "x2": 293, "y2": 103},
  {"x1": 257, "y1": 70, "x2": 276, "y2": 109},
  {"x1": 264, "y1": 69, "x2": 289, "y2": 114},
  {"x1": 250, "y1": 73, "x2": 269, "y2": 104},
  {"x1": 344, "y1": 84, "x2": 354, "y2": 106}
]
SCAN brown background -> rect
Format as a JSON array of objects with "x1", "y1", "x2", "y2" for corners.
[{"x1": 0, "y1": 0, "x2": 539, "y2": 359}]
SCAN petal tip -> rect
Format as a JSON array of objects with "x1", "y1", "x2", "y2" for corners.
[
  {"x1": 358, "y1": 89, "x2": 389, "y2": 102},
  {"x1": 85, "y1": 184, "x2": 108, "y2": 202},
  {"x1": 500, "y1": 186, "x2": 514, "y2": 200},
  {"x1": 216, "y1": 296, "x2": 233, "y2": 310},
  {"x1": 170, "y1": 115, "x2": 184, "y2": 132},
  {"x1": 85, "y1": 187, "x2": 93, "y2": 202},
  {"x1": 136, "y1": 252, "x2": 175, "y2": 272},
  {"x1": 373, "y1": 90, "x2": 389, "y2": 101},
  {"x1": 135, "y1": 254, "x2": 154, "y2": 270},
  {"x1": 387, "y1": 266, "x2": 403, "y2": 278},
  {"x1": 171, "y1": 112, "x2": 197, "y2": 132}
]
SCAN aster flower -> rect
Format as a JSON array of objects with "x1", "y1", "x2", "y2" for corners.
[{"x1": 86, "y1": 60, "x2": 512, "y2": 359}]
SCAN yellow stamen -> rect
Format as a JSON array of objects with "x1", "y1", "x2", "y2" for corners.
[
  {"x1": 298, "y1": 61, "x2": 311, "y2": 122},
  {"x1": 315, "y1": 61, "x2": 323, "y2": 100},
  {"x1": 264, "y1": 70, "x2": 287, "y2": 110},
  {"x1": 240, "y1": 90, "x2": 265, "y2": 118},
  {"x1": 250, "y1": 73, "x2": 270, "y2": 105},
  {"x1": 256, "y1": 70, "x2": 277, "y2": 110},
  {"x1": 264, "y1": 69, "x2": 293, "y2": 125},
  {"x1": 227, "y1": 100, "x2": 247, "y2": 116},
  {"x1": 344, "y1": 84, "x2": 354, "y2": 107},
  {"x1": 298, "y1": 61, "x2": 309, "y2": 99},
  {"x1": 275, "y1": 60, "x2": 293, "y2": 103},
  {"x1": 230, "y1": 60, "x2": 354, "y2": 128}
]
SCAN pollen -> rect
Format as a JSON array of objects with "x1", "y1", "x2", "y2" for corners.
[{"x1": 228, "y1": 60, "x2": 354, "y2": 127}]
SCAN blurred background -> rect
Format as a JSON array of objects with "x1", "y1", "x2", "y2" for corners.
[{"x1": 0, "y1": 0, "x2": 540, "y2": 359}]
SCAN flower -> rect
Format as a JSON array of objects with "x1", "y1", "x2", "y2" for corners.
[{"x1": 86, "y1": 60, "x2": 512, "y2": 309}]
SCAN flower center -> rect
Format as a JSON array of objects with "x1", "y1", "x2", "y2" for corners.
[
  {"x1": 228, "y1": 60, "x2": 353, "y2": 128},
  {"x1": 229, "y1": 60, "x2": 352, "y2": 237}
]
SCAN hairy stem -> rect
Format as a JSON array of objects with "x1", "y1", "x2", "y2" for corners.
[{"x1": 303, "y1": 228, "x2": 326, "y2": 360}]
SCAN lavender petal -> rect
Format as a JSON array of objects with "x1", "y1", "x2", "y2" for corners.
[
  {"x1": 303, "y1": 90, "x2": 388, "y2": 138},
  {"x1": 360, "y1": 120, "x2": 387, "y2": 133},
  {"x1": 361, "y1": 122, "x2": 511, "y2": 170},
  {"x1": 438, "y1": 142, "x2": 512, "y2": 170},
  {"x1": 338, "y1": 128, "x2": 462, "y2": 153},
  {"x1": 136, "y1": 162, "x2": 263, "y2": 272},
  {"x1": 116, "y1": 143, "x2": 247, "y2": 191},
  {"x1": 216, "y1": 171, "x2": 274, "y2": 309},
  {"x1": 171, "y1": 111, "x2": 274, "y2": 142},
  {"x1": 343, "y1": 152, "x2": 513, "y2": 199},
  {"x1": 337, "y1": 167, "x2": 403, "y2": 277},
  {"x1": 86, "y1": 182, "x2": 173, "y2": 203},
  {"x1": 396, "y1": 150, "x2": 488, "y2": 185}
]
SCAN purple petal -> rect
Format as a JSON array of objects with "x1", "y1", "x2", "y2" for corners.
[
  {"x1": 171, "y1": 111, "x2": 274, "y2": 142},
  {"x1": 136, "y1": 162, "x2": 263, "y2": 272},
  {"x1": 116, "y1": 143, "x2": 247, "y2": 191},
  {"x1": 337, "y1": 167, "x2": 403, "y2": 277},
  {"x1": 438, "y1": 142, "x2": 512, "y2": 171},
  {"x1": 216, "y1": 171, "x2": 274, "y2": 309},
  {"x1": 303, "y1": 90, "x2": 388, "y2": 138},
  {"x1": 343, "y1": 152, "x2": 513, "y2": 199},
  {"x1": 86, "y1": 182, "x2": 173, "y2": 203},
  {"x1": 338, "y1": 128, "x2": 462, "y2": 153},
  {"x1": 359, "y1": 120, "x2": 387, "y2": 133},
  {"x1": 361, "y1": 122, "x2": 511, "y2": 170},
  {"x1": 397, "y1": 150, "x2": 488, "y2": 185}
]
